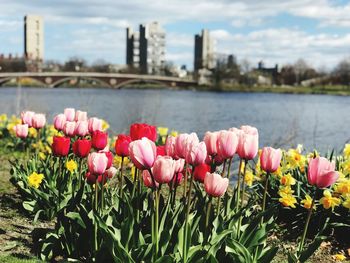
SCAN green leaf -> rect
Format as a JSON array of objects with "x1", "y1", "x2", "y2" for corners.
[
  {"x1": 225, "y1": 238, "x2": 253, "y2": 263},
  {"x1": 154, "y1": 255, "x2": 175, "y2": 263},
  {"x1": 287, "y1": 252, "x2": 298, "y2": 263},
  {"x1": 258, "y1": 246, "x2": 278, "y2": 263},
  {"x1": 299, "y1": 236, "x2": 326, "y2": 263},
  {"x1": 23, "y1": 200, "x2": 36, "y2": 212},
  {"x1": 66, "y1": 212, "x2": 86, "y2": 229}
]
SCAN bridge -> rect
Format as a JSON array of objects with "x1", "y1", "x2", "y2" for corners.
[{"x1": 0, "y1": 72, "x2": 197, "y2": 89}]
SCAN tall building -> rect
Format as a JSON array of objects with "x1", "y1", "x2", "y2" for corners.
[
  {"x1": 126, "y1": 27, "x2": 140, "y2": 68},
  {"x1": 24, "y1": 15, "x2": 44, "y2": 61},
  {"x1": 194, "y1": 29, "x2": 215, "y2": 71},
  {"x1": 126, "y1": 22, "x2": 166, "y2": 74}
]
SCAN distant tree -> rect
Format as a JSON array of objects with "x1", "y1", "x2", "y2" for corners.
[
  {"x1": 0, "y1": 57, "x2": 26, "y2": 72},
  {"x1": 293, "y1": 59, "x2": 318, "y2": 84},
  {"x1": 332, "y1": 58, "x2": 350, "y2": 85},
  {"x1": 91, "y1": 59, "x2": 111, "y2": 73},
  {"x1": 280, "y1": 65, "x2": 296, "y2": 85},
  {"x1": 63, "y1": 57, "x2": 87, "y2": 72}
]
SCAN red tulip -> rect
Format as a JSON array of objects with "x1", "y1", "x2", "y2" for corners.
[
  {"x1": 153, "y1": 156, "x2": 176, "y2": 184},
  {"x1": 115, "y1": 134, "x2": 131, "y2": 157},
  {"x1": 204, "y1": 131, "x2": 219, "y2": 156},
  {"x1": 52, "y1": 136, "x2": 70, "y2": 157},
  {"x1": 129, "y1": 137, "x2": 157, "y2": 170},
  {"x1": 53, "y1": 114, "x2": 66, "y2": 131},
  {"x1": 193, "y1": 163, "x2": 211, "y2": 183},
  {"x1": 260, "y1": 147, "x2": 282, "y2": 173},
  {"x1": 88, "y1": 152, "x2": 108, "y2": 175},
  {"x1": 91, "y1": 130, "x2": 108, "y2": 150},
  {"x1": 32, "y1": 113, "x2": 46, "y2": 129},
  {"x1": 85, "y1": 172, "x2": 96, "y2": 185},
  {"x1": 156, "y1": 145, "x2": 166, "y2": 156},
  {"x1": 64, "y1": 108, "x2": 75, "y2": 122},
  {"x1": 14, "y1": 124, "x2": 28, "y2": 138},
  {"x1": 73, "y1": 139, "x2": 91, "y2": 158},
  {"x1": 130, "y1": 123, "x2": 157, "y2": 142},
  {"x1": 204, "y1": 172, "x2": 229, "y2": 197},
  {"x1": 308, "y1": 157, "x2": 339, "y2": 188},
  {"x1": 142, "y1": 169, "x2": 159, "y2": 188},
  {"x1": 21, "y1": 111, "x2": 35, "y2": 127}
]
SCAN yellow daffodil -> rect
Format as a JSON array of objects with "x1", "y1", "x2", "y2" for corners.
[
  {"x1": 334, "y1": 179, "x2": 350, "y2": 196},
  {"x1": 157, "y1": 127, "x2": 168, "y2": 137},
  {"x1": 113, "y1": 155, "x2": 130, "y2": 168},
  {"x1": 342, "y1": 195, "x2": 350, "y2": 209},
  {"x1": 272, "y1": 166, "x2": 282, "y2": 178},
  {"x1": 102, "y1": 119, "x2": 110, "y2": 131},
  {"x1": 28, "y1": 172, "x2": 44, "y2": 188},
  {"x1": 343, "y1": 144, "x2": 350, "y2": 159},
  {"x1": 170, "y1": 130, "x2": 178, "y2": 137},
  {"x1": 278, "y1": 186, "x2": 294, "y2": 196},
  {"x1": 66, "y1": 160, "x2": 78, "y2": 174},
  {"x1": 319, "y1": 190, "x2": 341, "y2": 210},
  {"x1": 301, "y1": 194, "x2": 314, "y2": 210},
  {"x1": 244, "y1": 170, "x2": 254, "y2": 186},
  {"x1": 0, "y1": 113, "x2": 7, "y2": 123},
  {"x1": 341, "y1": 159, "x2": 350, "y2": 175},
  {"x1": 334, "y1": 254, "x2": 346, "y2": 261},
  {"x1": 286, "y1": 148, "x2": 306, "y2": 170},
  {"x1": 39, "y1": 152, "x2": 46, "y2": 160},
  {"x1": 280, "y1": 173, "x2": 296, "y2": 186},
  {"x1": 279, "y1": 193, "x2": 297, "y2": 208},
  {"x1": 28, "y1": 127, "x2": 38, "y2": 138}
]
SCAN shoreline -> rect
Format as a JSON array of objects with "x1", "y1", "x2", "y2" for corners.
[{"x1": 1, "y1": 83, "x2": 350, "y2": 96}]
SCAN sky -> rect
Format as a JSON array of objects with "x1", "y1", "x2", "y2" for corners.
[{"x1": 0, "y1": 0, "x2": 350, "y2": 70}]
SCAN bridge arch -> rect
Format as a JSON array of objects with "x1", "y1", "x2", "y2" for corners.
[
  {"x1": 51, "y1": 76, "x2": 113, "y2": 88},
  {"x1": 115, "y1": 78, "x2": 171, "y2": 89}
]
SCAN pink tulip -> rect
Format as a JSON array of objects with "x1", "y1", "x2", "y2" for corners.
[
  {"x1": 64, "y1": 108, "x2": 75, "y2": 122},
  {"x1": 165, "y1": 136, "x2": 178, "y2": 159},
  {"x1": 75, "y1": 110, "x2": 88, "y2": 121},
  {"x1": 88, "y1": 152, "x2": 108, "y2": 175},
  {"x1": 153, "y1": 156, "x2": 176, "y2": 184},
  {"x1": 237, "y1": 127, "x2": 259, "y2": 160},
  {"x1": 204, "y1": 131, "x2": 219, "y2": 156},
  {"x1": 105, "y1": 167, "x2": 118, "y2": 179},
  {"x1": 217, "y1": 130, "x2": 239, "y2": 159},
  {"x1": 129, "y1": 137, "x2": 157, "y2": 170},
  {"x1": 21, "y1": 111, "x2": 35, "y2": 127},
  {"x1": 204, "y1": 172, "x2": 229, "y2": 197},
  {"x1": 63, "y1": 121, "x2": 76, "y2": 137},
  {"x1": 185, "y1": 141, "x2": 207, "y2": 166},
  {"x1": 175, "y1": 133, "x2": 188, "y2": 158},
  {"x1": 308, "y1": 157, "x2": 339, "y2": 188},
  {"x1": 142, "y1": 169, "x2": 159, "y2": 188},
  {"x1": 53, "y1": 114, "x2": 66, "y2": 131},
  {"x1": 14, "y1": 124, "x2": 28, "y2": 138},
  {"x1": 260, "y1": 147, "x2": 282, "y2": 173},
  {"x1": 174, "y1": 158, "x2": 185, "y2": 173},
  {"x1": 75, "y1": 120, "x2": 89, "y2": 137},
  {"x1": 88, "y1": 117, "x2": 103, "y2": 133},
  {"x1": 31, "y1": 113, "x2": 46, "y2": 129}
]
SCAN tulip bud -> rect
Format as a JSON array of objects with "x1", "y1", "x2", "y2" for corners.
[
  {"x1": 88, "y1": 117, "x2": 103, "y2": 133},
  {"x1": 75, "y1": 110, "x2": 88, "y2": 121},
  {"x1": 21, "y1": 111, "x2": 35, "y2": 127},
  {"x1": 204, "y1": 131, "x2": 219, "y2": 156},
  {"x1": 52, "y1": 136, "x2": 70, "y2": 157},
  {"x1": 32, "y1": 113, "x2": 46, "y2": 129},
  {"x1": 260, "y1": 147, "x2": 282, "y2": 173},
  {"x1": 75, "y1": 120, "x2": 89, "y2": 137},
  {"x1": 63, "y1": 121, "x2": 76, "y2": 137},
  {"x1": 204, "y1": 172, "x2": 229, "y2": 197},
  {"x1": 193, "y1": 163, "x2": 211, "y2": 183},
  {"x1": 64, "y1": 108, "x2": 75, "y2": 122},
  {"x1": 88, "y1": 152, "x2": 108, "y2": 175},
  {"x1": 14, "y1": 124, "x2": 28, "y2": 139},
  {"x1": 53, "y1": 114, "x2": 66, "y2": 131},
  {"x1": 153, "y1": 156, "x2": 176, "y2": 184},
  {"x1": 308, "y1": 157, "x2": 339, "y2": 188},
  {"x1": 91, "y1": 130, "x2": 108, "y2": 151},
  {"x1": 142, "y1": 169, "x2": 159, "y2": 188},
  {"x1": 73, "y1": 139, "x2": 91, "y2": 158},
  {"x1": 185, "y1": 141, "x2": 207, "y2": 166},
  {"x1": 115, "y1": 134, "x2": 132, "y2": 157},
  {"x1": 130, "y1": 123, "x2": 157, "y2": 142},
  {"x1": 129, "y1": 137, "x2": 157, "y2": 170}
]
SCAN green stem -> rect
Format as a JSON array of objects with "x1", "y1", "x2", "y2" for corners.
[
  {"x1": 94, "y1": 183, "x2": 99, "y2": 256},
  {"x1": 298, "y1": 189, "x2": 317, "y2": 255},
  {"x1": 57, "y1": 157, "x2": 62, "y2": 215},
  {"x1": 237, "y1": 159, "x2": 248, "y2": 239},
  {"x1": 183, "y1": 166, "x2": 195, "y2": 263},
  {"x1": 235, "y1": 159, "x2": 243, "y2": 210},
  {"x1": 77, "y1": 158, "x2": 83, "y2": 191},
  {"x1": 224, "y1": 157, "x2": 233, "y2": 216},
  {"x1": 261, "y1": 172, "x2": 270, "y2": 224},
  {"x1": 101, "y1": 175, "x2": 105, "y2": 212},
  {"x1": 205, "y1": 197, "x2": 212, "y2": 240},
  {"x1": 183, "y1": 163, "x2": 188, "y2": 199},
  {"x1": 120, "y1": 157, "x2": 124, "y2": 197},
  {"x1": 154, "y1": 187, "x2": 160, "y2": 261}
]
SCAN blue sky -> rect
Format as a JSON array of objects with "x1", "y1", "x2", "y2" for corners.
[{"x1": 0, "y1": 0, "x2": 350, "y2": 70}]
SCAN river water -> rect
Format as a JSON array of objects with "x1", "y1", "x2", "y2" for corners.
[{"x1": 1, "y1": 87, "x2": 349, "y2": 152}]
